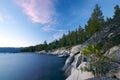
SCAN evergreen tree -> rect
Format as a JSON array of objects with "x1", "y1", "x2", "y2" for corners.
[
  {"x1": 67, "y1": 31, "x2": 72, "y2": 46},
  {"x1": 77, "y1": 25, "x2": 82, "y2": 44},
  {"x1": 113, "y1": 5, "x2": 120, "y2": 21},
  {"x1": 21, "y1": 4, "x2": 107, "y2": 52},
  {"x1": 86, "y1": 4, "x2": 104, "y2": 37},
  {"x1": 43, "y1": 40, "x2": 48, "y2": 51}
]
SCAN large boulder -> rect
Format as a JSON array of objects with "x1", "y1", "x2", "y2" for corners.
[
  {"x1": 63, "y1": 46, "x2": 84, "y2": 76},
  {"x1": 105, "y1": 45, "x2": 120, "y2": 63},
  {"x1": 101, "y1": 45, "x2": 120, "y2": 79},
  {"x1": 62, "y1": 54, "x2": 75, "y2": 76},
  {"x1": 66, "y1": 62, "x2": 94, "y2": 80},
  {"x1": 106, "y1": 67, "x2": 120, "y2": 79},
  {"x1": 63, "y1": 56, "x2": 74, "y2": 70},
  {"x1": 63, "y1": 44, "x2": 87, "y2": 77},
  {"x1": 65, "y1": 54, "x2": 82, "y2": 76},
  {"x1": 71, "y1": 54, "x2": 82, "y2": 68},
  {"x1": 70, "y1": 45, "x2": 86, "y2": 56}
]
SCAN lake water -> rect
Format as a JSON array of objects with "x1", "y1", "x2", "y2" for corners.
[{"x1": 0, "y1": 53, "x2": 66, "y2": 80}]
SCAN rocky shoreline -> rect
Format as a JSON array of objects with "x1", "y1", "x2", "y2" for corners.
[
  {"x1": 36, "y1": 21, "x2": 120, "y2": 80},
  {"x1": 61, "y1": 21, "x2": 120, "y2": 80},
  {"x1": 44, "y1": 21, "x2": 120, "y2": 80},
  {"x1": 36, "y1": 44, "x2": 120, "y2": 80},
  {"x1": 62, "y1": 45, "x2": 120, "y2": 80},
  {"x1": 36, "y1": 45, "x2": 120, "y2": 80}
]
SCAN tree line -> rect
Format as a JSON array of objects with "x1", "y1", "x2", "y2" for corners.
[{"x1": 21, "y1": 4, "x2": 120, "y2": 52}]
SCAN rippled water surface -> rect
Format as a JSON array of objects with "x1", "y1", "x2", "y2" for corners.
[{"x1": 0, "y1": 53, "x2": 66, "y2": 80}]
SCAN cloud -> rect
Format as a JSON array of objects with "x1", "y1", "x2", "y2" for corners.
[
  {"x1": 42, "y1": 25, "x2": 54, "y2": 31},
  {"x1": 53, "y1": 30, "x2": 67, "y2": 40},
  {"x1": 16, "y1": 0, "x2": 56, "y2": 24},
  {"x1": 53, "y1": 32, "x2": 63, "y2": 40},
  {"x1": 41, "y1": 19, "x2": 58, "y2": 31}
]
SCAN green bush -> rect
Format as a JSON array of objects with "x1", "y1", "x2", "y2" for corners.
[{"x1": 81, "y1": 45, "x2": 112, "y2": 77}]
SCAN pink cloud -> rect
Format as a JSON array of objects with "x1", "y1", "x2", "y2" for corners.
[{"x1": 17, "y1": 0, "x2": 56, "y2": 24}]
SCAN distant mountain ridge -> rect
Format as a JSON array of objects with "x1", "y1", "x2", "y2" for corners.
[{"x1": 0, "y1": 47, "x2": 21, "y2": 53}]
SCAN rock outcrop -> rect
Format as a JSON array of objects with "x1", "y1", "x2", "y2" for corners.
[
  {"x1": 66, "y1": 62, "x2": 94, "y2": 80},
  {"x1": 50, "y1": 47, "x2": 70, "y2": 57},
  {"x1": 105, "y1": 45, "x2": 120, "y2": 79},
  {"x1": 64, "y1": 44, "x2": 120, "y2": 80},
  {"x1": 36, "y1": 50, "x2": 46, "y2": 54},
  {"x1": 63, "y1": 20, "x2": 120, "y2": 80},
  {"x1": 107, "y1": 67, "x2": 120, "y2": 79},
  {"x1": 62, "y1": 45, "x2": 85, "y2": 76},
  {"x1": 105, "y1": 45, "x2": 120, "y2": 63},
  {"x1": 87, "y1": 77, "x2": 119, "y2": 80}
]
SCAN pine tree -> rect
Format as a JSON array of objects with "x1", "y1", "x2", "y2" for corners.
[
  {"x1": 77, "y1": 25, "x2": 82, "y2": 44},
  {"x1": 43, "y1": 40, "x2": 48, "y2": 51},
  {"x1": 113, "y1": 5, "x2": 120, "y2": 21},
  {"x1": 67, "y1": 31, "x2": 72, "y2": 46},
  {"x1": 86, "y1": 4, "x2": 105, "y2": 37}
]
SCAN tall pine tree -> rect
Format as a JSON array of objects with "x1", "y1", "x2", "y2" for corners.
[
  {"x1": 113, "y1": 5, "x2": 120, "y2": 21},
  {"x1": 86, "y1": 4, "x2": 105, "y2": 37}
]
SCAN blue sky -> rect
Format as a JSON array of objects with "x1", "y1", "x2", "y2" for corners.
[{"x1": 0, "y1": 0, "x2": 120, "y2": 47}]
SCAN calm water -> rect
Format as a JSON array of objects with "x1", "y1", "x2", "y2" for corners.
[{"x1": 0, "y1": 53, "x2": 66, "y2": 80}]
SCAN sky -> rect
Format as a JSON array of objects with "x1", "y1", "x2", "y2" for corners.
[{"x1": 0, "y1": 0, "x2": 120, "y2": 47}]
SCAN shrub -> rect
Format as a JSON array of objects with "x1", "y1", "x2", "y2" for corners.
[{"x1": 81, "y1": 45, "x2": 113, "y2": 77}]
